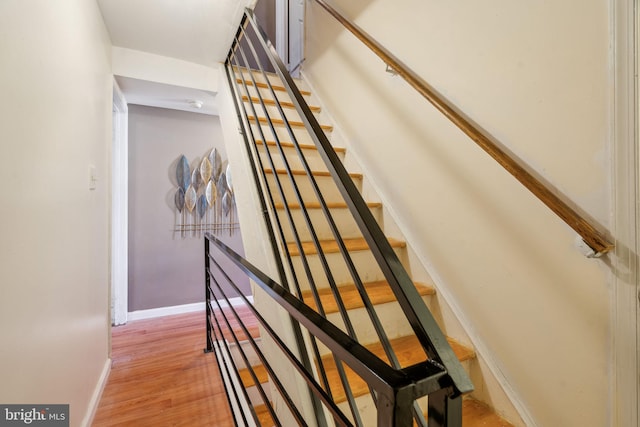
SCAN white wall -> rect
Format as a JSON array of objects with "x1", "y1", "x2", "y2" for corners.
[
  {"x1": 112, "y1": 47, "x2": 219, "y2": 92},
  {"x1": 304, "y1": 1, "x2": 612, "y2": 426},
  {"x1": 0, "y1": 1, "x2": 112, "y2": 425}
]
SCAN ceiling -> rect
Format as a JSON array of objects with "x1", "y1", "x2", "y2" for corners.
[
  {"x1": 115, "y1": 76, "x2": 219, "y2": 115},
  {"x1": 97, "y1": 0, "x2": 256, "y2": 114}
]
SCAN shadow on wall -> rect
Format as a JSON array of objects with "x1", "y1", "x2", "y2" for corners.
[{"x1": 306, "y1": 0, "x2": 376, "y2": 61}]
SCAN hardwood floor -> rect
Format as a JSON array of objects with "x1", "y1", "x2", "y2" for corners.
[{"x1": 93, "y1": 311, "x2": 234, "y2": 427}]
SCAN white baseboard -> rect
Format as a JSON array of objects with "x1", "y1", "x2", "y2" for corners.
[
  {"x1": 127, "y1": 296, "x2": 254, "y2": 322},
  {"x1": 81, "y1": 357, "x2": 111, "y2": 427}
]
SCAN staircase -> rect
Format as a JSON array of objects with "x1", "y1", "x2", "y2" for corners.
[{"x1": 212, "y1": 65, "x2": 515, "y2": 426}]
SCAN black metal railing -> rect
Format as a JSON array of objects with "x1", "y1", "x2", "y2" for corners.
[
  {"x1": 205, "y1": 7, "x2": 473, "y2": 426},
  {"x1": 205, "y1": 233, "x2": 450, "y2": 427}
]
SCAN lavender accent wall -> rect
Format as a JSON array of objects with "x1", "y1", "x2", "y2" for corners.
[{"x1": 128, "y1": 105, "x2": 250, "y2": 311}]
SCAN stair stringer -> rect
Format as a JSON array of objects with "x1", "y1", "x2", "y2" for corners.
[{"x1": 301, "y1": 70, "x2": 532, "y2": 427}]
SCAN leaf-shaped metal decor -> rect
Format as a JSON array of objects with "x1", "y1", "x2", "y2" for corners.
[
  {"x1": 200, "y1": 157, "x2": 212, "y2": 183},
  {"x1": 174, "y1": 187, "x2": 185, "y2": 213},
  {"x1": 222, "y1": 191, "x2": 231, "y2": 216},
  {"x1": 191, "y1": 166, "x2": 202, "y2": 191},
  {"x1": 185, "y1": 185, "x2": 197, "y2": 212},
  {"x1": 210, "y1": 148, "x2": 222, "y2": 180},
  {"x1": 197, "y1": 194, "x2": 208, "y2": 219},
  {"x1": 176, "y1": 155, "x2": 191, "y2": 191},
  {"x1": 225, "y1": 164, "x2": 233, "y2": 192},
  {"x1": 217, "y1": 173, "x2": 226, "y2": 199},
  {"x1": 205, "y1": 181, "x2": 214, "y2": 205}
]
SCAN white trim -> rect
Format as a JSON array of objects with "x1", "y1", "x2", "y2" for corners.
[
  {"x1": 111, "y1": 79, "x2": 128, "y2": 326},
  {"x1": 612, "y1": 0, "x2": 640, "y2": 425},
  {"x1": 127, "y1": 296, "x2": 254, "y2": 321},
  {"x1": 80, "y1": 358, "x2": 111, "y2": 427},
  {"x1": 288, "y1": 0, "x2": 305, "y2": 75},
  {"x1": 275, "y1": 0, "x2": 288, "y2": 67}
]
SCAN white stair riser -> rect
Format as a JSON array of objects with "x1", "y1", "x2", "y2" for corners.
[
  {"x1": 244, "y1": 382, "x2": 272, "y2": 408},
  {"x1": 257, "y1": 144, "x2": 343, "y2": 171},
  {"x1": 263, "y1": 173, "x2": 361, "y2": 206},
  {"x1": 244, "y1": 103, "x2": 319, "y2": 124},
  {"x1": 276, "y1": 206, "x2": 380, "y2": 242},
  {"x1": 289, "y1": 247, "x2": 405, "y2": 290},
  {"x1": 313, "y1": 298, "x2": 432, "y2": 352},
  {"x1": 249, "y1": 123, "x2": 331, "y2": 147},
  {"x1": 228, "y1": 339, "x2": 263, "y2": 367},
  {"x1": 248, "y1": 126, "x2": 318, "y2": 148},
  {"x1": 234, "y1": 70, "x2": 309, "y2": 91},
  {"x1": 240, "y1": 85, "x2": 311, "y2": 106}
]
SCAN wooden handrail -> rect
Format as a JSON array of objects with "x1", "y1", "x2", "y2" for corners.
[{"x1": 312, "y1": 0, "x2": 614, "y2": 255}]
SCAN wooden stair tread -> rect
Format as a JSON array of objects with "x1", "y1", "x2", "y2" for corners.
[
  {"x1": 263, "y1": 167, "x2": 362, "y2": 179},
  {"x1": 274, "y1": 201, "x2": 381, "y2": 210},
  {"x1": 242, "y1": 95, "x2": 321, "y2": 112},
  {"x1": 249, "y1": 383, "x2": 510, "y2": 427},
  {"x1": 302, "y1": 280, "x2": 435, "y2": 314},
  {"x1": 253, "y1": 403, "x2": 275, "y2": 426},
  {"x1": 288, "y1": 237, "x2": 405, "y2": 256},
  {"x1": 237, "y1": 78, "x2": 312, "y2": 96},
  {"x1": 461, "y1": 398, "x2": 514, "y2": 427},
  {"x1": 257, "y1": 139, "x2": 346, "y2": 153},
  {"x1": 251, "y1": 388, "x2": 510, "y2": 427},
  {"x1": 248, "y1": 115, "x2": 333, "y2": 131},
  {"x1": 321, "y1": 335, "x2": 474, "y2": 403},
  {"x1": 239, "y1": 363, "x2": 269, "y2": 388}
]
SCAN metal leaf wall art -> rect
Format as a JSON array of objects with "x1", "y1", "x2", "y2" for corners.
[{"x1": 173, "y1": 149, "x2": 238, "y2": 238}]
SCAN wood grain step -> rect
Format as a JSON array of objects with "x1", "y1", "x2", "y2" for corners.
[
  {"x1": 242, "y1": 95, "x2": 321, "y2": 113},
  {"x1": 257, "y1": 139, "x2": 346, "y2": 153},
  {"x1": 239, "y1": 363, "x2": 268, "y2": 388},
  {"x1": 251, "y1": 388, "x2": 510, "y2": 426},
  {"x1": 253, "y1": 403, "x2": 275, "y2": 426},
  {"x1": 238, "y1": 282, "x2": 435, "y2": 386},
  {"x1": 287, "y1": 237, "x2": 406, "y2": 256},
  {"x1": 264, "y1": 168, "x2": 362, "y2": 180},
  {"x1": 302, "y1": 280, "x2": 435, "y2": 314},
  {"x1": 274, "y1": 201, "x2": 380, "y2": 210},
  {"x1": 248, "y1": 115, "x2": 333, "y2": 132},
  {"x1": 460, "y1": 398, "x2": 514, "y2": 427},
  {"x1": 321, "y1": 335, "x2": 474, "y2": 404},
  {"x1": 238, "y1": 78, "x2": 312, "y2": 96}
]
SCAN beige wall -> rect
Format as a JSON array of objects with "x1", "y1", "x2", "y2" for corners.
[
  {"x1": 304, "y1": 1, "x2": 612, "y2": 425},
  {"x1": 0, "y1": 1, "x2": 112, "y2": 425}
]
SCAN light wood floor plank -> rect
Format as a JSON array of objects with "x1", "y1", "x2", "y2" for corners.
[{"x1": 93, "y1": 311, "x2": 234, "y2": 427}]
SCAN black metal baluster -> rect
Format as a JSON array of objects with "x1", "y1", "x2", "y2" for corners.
[
  {"x1": 204, "y1": 237, "x2": 214, "y2": 354},
  {"x1": 208, "y1": 295, "x2": 272, "y2": 426},
  {"x1": 206, "y1": 237, "x2": 354, "y2": 427},
  {"x1": 228, "y1": 56, "x2": 333, "y2": 393},
  {"x1": 238, "y1": 26, "x2": 377, "y2": 427},
  {"x1": 242, "y1": 6, "x2": 472, "y2": 419},
  {"x1": 206, "y1": 286, "x2": 251, "y2": 426}
]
